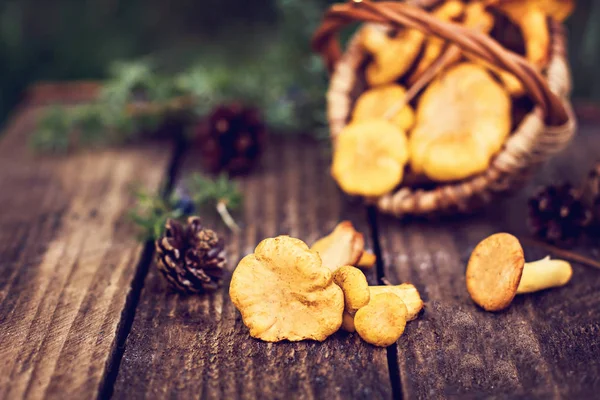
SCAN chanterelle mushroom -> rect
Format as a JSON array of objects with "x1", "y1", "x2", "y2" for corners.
[
  {"x1": 230, "y1": 236, "x2": 344, "y2": 342},
  {"x1": 333, "y1": 266, "x2": 370, "y2": 315},
  {"x1": 352, "y1": 84, "x2": 415, "y2": 132},
  {"x1": 488, "y1": 0, "x2": 574, "y2": 69},
  {"x1": 357, "y1": 251, "x2": 377, "y2": 269},
  {"x1": 360, "y1": 24, "x2": 424, "y2": 86},
  {"x1": 466, "y1": 233, "x2": 573, "y2": 311},
  {"x1": 409, "y1": 0, "x2": 465, "y2": 82},
  {"x1": 355, "y1": 293, "x2": 408, "y2": 347},
  {"x1": 410, "y1": 63, "x2": 511, "y2": 182},
  {"x1": 369, "y1": 284, "x2": 424, "y2": 321},
  {"x1": 332, "y1": 119, "x2": 409, "y2": 196},
  {"x1": 311, "y1": 221, "x2": 365, "y2": 272}
]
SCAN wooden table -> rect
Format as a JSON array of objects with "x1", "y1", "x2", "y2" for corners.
[{"x1": 1, "y1": 85, "x2": 599, "y2": 400}]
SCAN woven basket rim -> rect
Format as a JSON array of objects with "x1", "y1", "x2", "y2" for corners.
[{"x1": 322, "y1": 1, "x2": 576, "y2": 217}]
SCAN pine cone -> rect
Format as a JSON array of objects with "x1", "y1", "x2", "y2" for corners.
[
  {"x1": 155, "y1": 217, "x2": 225, "y2": 294},
  {"x1": 583, "y1": 162, "x2": 600, "y2": 225},
  {"x1": 195, "y1": 103, "x2": 266, "y2": 175},
  {"x1": 528, "y1": 183, "x2": 593, "y2": 245}
]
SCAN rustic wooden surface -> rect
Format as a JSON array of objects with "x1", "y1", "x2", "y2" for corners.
[
  {"x1": 0, "y1": 89, "x2": 173, "y2": 399},
  {"x1": 379, "y1": 122, "x2": 600, "y2": 399},
  {"x1": 112, "y1": 137, "x2": 392, "y2": 400},
  {"x1": 0, "y1": 84, "x2": 599, "y2": 399}
]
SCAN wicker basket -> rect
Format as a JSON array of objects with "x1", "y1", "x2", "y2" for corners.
[{"x1": 312, "y1": 0, "x2": 576, "y2": 217}]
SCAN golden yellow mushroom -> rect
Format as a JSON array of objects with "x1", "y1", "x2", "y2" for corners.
[
  {"x1": 460, "y1": 2, "x2": 525, "y2": 96},
  {"x1": 357, "y1": 251, "x2": 377, "y2": 269},
  {"x1": 488, "y1": 0, "x2": 574, "y2": 70},
  {"x1": 409, "y1": 0, "x2": 466, "y2": 83},
  {"x1": 355, "y1": 293, "x2": 408, "y2": 347},
  {"x1": 369, "y1": 283, "x2": 424, "y2": 321},
  {"x1": 229, "y1": 236, "x2": 344, "y2": 342},
  {"x1": 332, "y1": 119, "x2": 409, "y2": 196},
  {"x1": 352, "y1": 84, "x2": 415, "y2": 132},
  {"x1": 410, "y1": 63, "x2": 511, "y2": 182},
  {"x1": 342, "y1": 282, "x2": 423, "y2": 332},
  {"x1": 333, "y1": 266, "x2": 370, "y2": 315},
  {"x1": 360, "y1": 24, "x2": 424, "y2": 86},
  {"x1": 466, "y1": 233, "x2": 573, "y2": 312},
  {"x1": 311, "y1": 221, "x2": 365, "y2": 272}
]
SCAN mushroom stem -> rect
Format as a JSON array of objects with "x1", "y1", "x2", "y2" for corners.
[
  {"x1": 216, "y1": 201, "x2": 240, "y2": 233},
  {"x1": 516, "y1": 257, "x2": 573, "y2": 294}
]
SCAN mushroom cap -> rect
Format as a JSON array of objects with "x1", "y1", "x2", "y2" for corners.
[
  {"x1": 410, "y1": 0, "x2": 465, "y2": 81},
  {"x1": 369, "y1": 283, "x2": 424, "y2": 321},
  {"x1": 466, "y1": 233, "x2": 525, "y2": 311},
  {"x1": 230, "y1": 236, "x2": 344, "y2": 342},
  {"x1": 352, "y1": 84, "x2": 415, "y2": 132},
  {"x1": 333, "y1": 265, "x2": 370, "y2": 314},
  {"x1": 361, "y1": 25, "x2": 424, "y2": 86},
  {"x1": 493, "y1": 1, "x2": 549, "y2": 68},
  {"x1": 355, "y1": 293, "x2": 408, "y2": 347},
  {"x1": 311, "y1": 221, "x2": 365, "y2": 272},
  {"x1": 487, "y1": 0, "x2": 574, "y2": 22},
  {"x1": 357, "y1": 251, "x2": 377, "y2": 269},
  {"x1": 332, "y1": 119, "x2": 409, "y2": 197},
  {"x1": 409, "y1": 63, "x2": 512, "y2": 182}
]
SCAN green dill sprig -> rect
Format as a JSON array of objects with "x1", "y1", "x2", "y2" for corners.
[
  {"x1": 186, "y1": 173, "x2": 242, "y2": 232},
  {"x1": 31, "y1": 0, "x2": 333, "y2": 153},
  {"x1": 30, "y1": 106, "x2": 73, "y2": 153},
  {"x1": 101, "y1": 60, "x2": 182, "y2": 106},
  {"x1": 129, "y1": 173, "x2": 243, "y2": 241},
  {"x1": 31, "y1": 60, "x2": 186, "y2": 153},
  {"x1": 128, "y1": 187, "x2": 183, "y2": 242}
]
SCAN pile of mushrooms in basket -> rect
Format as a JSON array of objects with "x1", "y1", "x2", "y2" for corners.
[
  {"x1": 226, "y1": 0, "x2": 581, "y2": 348},
  {"x1": 312, "y1": 0, "x2": 575, "y2": 217}
]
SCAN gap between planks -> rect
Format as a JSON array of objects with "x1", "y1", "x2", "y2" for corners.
[
  {"x1": 97, "y1": 138, "x2": 188, "y2": 400},
  {"x1": 96, "y1": 140, "x2": 403, "y2": 399},
  {"x1": 366, "y1": 205, "x2": 404, "y2": 400}
]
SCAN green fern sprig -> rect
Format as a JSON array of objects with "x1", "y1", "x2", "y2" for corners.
[{"x1": 129, "y1": 173, "x2": 243, "y2": 241}]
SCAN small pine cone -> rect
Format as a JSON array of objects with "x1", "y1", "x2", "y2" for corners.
[
  {"x1": 528, "y1": 183, "x2": 593, "y2": 245},
  {"x1": 582, "y1": 162, "x2": 600, "y2": 225},
  {"x1": 155, "y1": 217, "x2": 225, "y2": 294},
  {"x1": 194, "y1": 103, "x2": 266, "y2": 175}
]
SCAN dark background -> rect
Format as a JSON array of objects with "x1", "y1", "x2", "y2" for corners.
[{"x1": 1, "y1": 0, "x2": 598, "y2": 124}]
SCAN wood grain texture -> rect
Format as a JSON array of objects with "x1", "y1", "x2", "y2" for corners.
[
  {"x1": 24, "y1": 81, "x2": 102, "y2": 107},
  {"x1": 0, "y1": 93, "x2": 173, "y2": 399},
  {"x1": 378, "y1": 118, "x2": 600, "y2": 399},
  {"x1": 113, "y1": 136, "x2": 392, "y2": 400}
]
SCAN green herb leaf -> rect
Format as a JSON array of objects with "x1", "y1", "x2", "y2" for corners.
[
  {"x1": 129, "y1": 186, "x2": 180, "y2": 241},
  {"x1": 186, "y1": 172, "x2": 242, "y2": 211}
]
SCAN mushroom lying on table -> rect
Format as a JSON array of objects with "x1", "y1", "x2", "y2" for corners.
[
  {"x1": 369, "y1": 284, "x2": 424, "y2": 321},
  {"x1": 466, "y1": 233, "x2": 573, "y2": 312},
  {"x1": 341, "y1": 283, "x2": 424, "y2": 332},
  {"x1": 230, "y1": 236, "x2": 344, "y2": 342},
  {"x1": 355, "y1": 293, "x2": 408, "y2": 347},
  {"x1": 311, "y1": 221, "x2": 365, "y2": 272}
]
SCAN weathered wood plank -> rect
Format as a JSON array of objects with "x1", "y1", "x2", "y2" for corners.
[
  {"x1": 378, "y1": 118, "x2": 600, "y2": 399},
  {"x1": 113, "y1": 136, "x2": 392, "y2": 399},
  {"x1": 25, "y1": 81, "x2": 102, "y2": 107},
  {"x1": 0, "y1": 92, "x2": 173, "y2": 399}
]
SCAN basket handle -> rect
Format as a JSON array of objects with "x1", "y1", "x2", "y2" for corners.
[{"x1": 312, "y1": 0, "x2": 569, "y2": 126}]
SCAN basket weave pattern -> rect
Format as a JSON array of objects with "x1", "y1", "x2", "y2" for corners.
[{"x1": 313, "y1": 0, "x2": 576, "y2": 216}]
